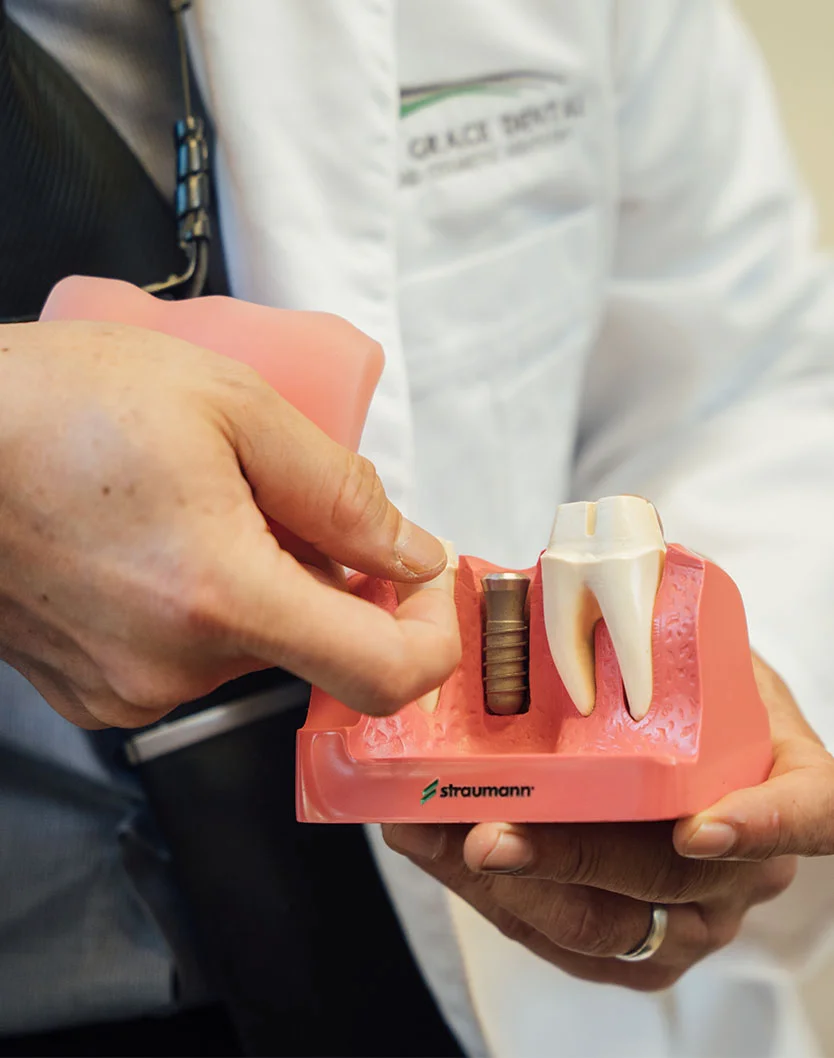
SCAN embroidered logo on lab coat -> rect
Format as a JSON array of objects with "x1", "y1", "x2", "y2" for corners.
[{"x1": 399, "y1": 70, "x2": 586, "y2": 186}]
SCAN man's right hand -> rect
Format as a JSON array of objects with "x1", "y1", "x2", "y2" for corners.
[{"x1": 0, "y1": 317, "x2": 460, "y2": 729}]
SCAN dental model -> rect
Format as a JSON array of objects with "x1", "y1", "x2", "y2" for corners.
[
  {"x1": 42, "y1": 275, "x2": 773, "y2": 826},
  {"x1": 297, "y1": 514, "x2": 772, "y2": 823}
]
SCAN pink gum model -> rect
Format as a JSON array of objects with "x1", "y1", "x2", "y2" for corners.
[
  {"x1": 41, "y1": 276, "x2": 773, "y2": 824},
  {"x1": 299, "y1": 552, "x2": 772, "y2": 823},
  {"x1": 41, "y1": 275, "x2": 382, "y2": 453}
]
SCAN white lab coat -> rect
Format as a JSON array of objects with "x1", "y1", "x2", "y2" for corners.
[
  {"x1": 187, "y1": 3, "x2": 834, "y2": 1055},
  {"x1": 6, "y1": 0, "x2": 834, "y2": 1053}
]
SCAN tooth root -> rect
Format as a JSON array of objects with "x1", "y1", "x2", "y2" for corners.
[
  {"x1": 396, "y1": 540, "x2": 458, "y2": 714},
  {"x1": 540, "y1": 560, "x2": 598, "y2": 716},
  {"x1": 541, "y1": 496, "x2": 665, "y2": 720},
  {"x1": 589, "y1": 552, "x2": 664, "y2": 721}
]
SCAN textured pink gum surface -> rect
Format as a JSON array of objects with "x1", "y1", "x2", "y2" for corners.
[{"x1": 298, "y1": 546, "x2": 773, "y2": 823}]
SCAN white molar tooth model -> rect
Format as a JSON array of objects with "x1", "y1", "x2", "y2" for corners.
[{"x1": 540, "y1": 495, "x2": 666, "y2": 720}]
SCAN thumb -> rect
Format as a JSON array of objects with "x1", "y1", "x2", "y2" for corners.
[
  {"x1": 674, "y1": 743, "x2": 834, "y2": 861},
  {"x1": 221, "y1": 371, "x2": 446, "y2": 583}
]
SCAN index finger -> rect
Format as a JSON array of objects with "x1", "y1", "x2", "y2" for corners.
[
  {"x1": 463, "y1": 821, "x2": 743, "y2": 904},
  {"x1": 230, "y1": 547, "x2": 462, "y2": 716}
]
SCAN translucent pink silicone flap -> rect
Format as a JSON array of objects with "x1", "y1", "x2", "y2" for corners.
[{"x1": 41, "y1": 276, "x2": 383, "y2": 452}]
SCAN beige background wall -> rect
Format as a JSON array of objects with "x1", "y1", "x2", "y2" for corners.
[
  {"x1": 735, "y1": 0, "x2": 834, "y2": 247},
  {"x1": 733, "y1": 7, "x2": 833, "y2": 1049}
]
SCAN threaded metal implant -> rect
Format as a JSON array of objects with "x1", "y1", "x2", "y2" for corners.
[{"x1": 481, "y1": 572, "x2": 530, "y2": 715}]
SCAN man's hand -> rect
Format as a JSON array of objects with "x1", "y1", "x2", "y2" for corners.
[
  {"x1": 383, "y1": 654, "x2": 831, "y2": 991},
  {"x1": 382, "y1": 818, "x2": 795, "y2": 991},
  {"x1": 673, "y1": 655, "x2": 834, "y2": 860},
  {"x1": 0, "y1": 318, "x2": 460, "y2": 729}
]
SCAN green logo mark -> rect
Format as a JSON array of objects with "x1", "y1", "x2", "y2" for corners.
[
  {"x1": 400, "y1": 71, "x2": 566, "y2": 118},
  {"x1": 421, "y1": 779, "x2": 440, "y2": 805}
]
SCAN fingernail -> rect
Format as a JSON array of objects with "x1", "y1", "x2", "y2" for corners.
[
  {"x1": 386, "y1": 824, "x2": 445, "y2": 861},
  {"x1": 477, "y1": 826, "x2": 534, "y2": 873},
  {"x1": 396, "y1": 521, "x2": 447, "y2": 576},
  {"x1": 682, "y1": 821, "x2": 737, "y2": 858}
]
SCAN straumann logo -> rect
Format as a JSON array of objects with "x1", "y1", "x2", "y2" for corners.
[{"x1": 420, "y1": 779, "x2": 534, "y2": 804}]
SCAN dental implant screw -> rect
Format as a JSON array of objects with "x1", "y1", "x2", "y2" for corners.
[{"x1": 481, "y1": 572, "x2": 530, "y2": 715}]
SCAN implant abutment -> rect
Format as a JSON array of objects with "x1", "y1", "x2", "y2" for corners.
[{"x1": 481, "y1": 572, "x2": 530, "y2": 715}]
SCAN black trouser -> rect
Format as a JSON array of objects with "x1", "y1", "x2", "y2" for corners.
[
  {"x1": 1, "y1": 685, "x2": 463, "y2": 1058},
  {"x1": 0, "y1": 1005, "x2": 241, "y2": 1058}
]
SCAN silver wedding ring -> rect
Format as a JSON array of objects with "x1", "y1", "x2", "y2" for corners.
[{"x1": 615, "y1": 904, "x2": 669, "y2": 962}]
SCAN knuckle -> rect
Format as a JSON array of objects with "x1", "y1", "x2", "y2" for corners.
[
  {"x1": 751, "y1": 857, "x2": 798, "y2": 904},
  {"x1": 89, "y1": 575, "x2": 236, "y2": 713},
  {"x1": 104, "y1": 667, "x2": 188, "y2": 717},
  {"x1": 655, "y1": 859, "x2": 717, "y2": 903},
  {"x1": 357, "y1": 668, "x2": 413, "y2": 716},
  {"x1": 745, "y1": 804, "x2": 811, "y2": 863},
  {"x1": 360, "y1": 691, "x2": 401, "y2": 717},
  {"x1": 214, "y1": 358, "x2": 264, "y2": 393},
  {"x1": 772, "y1": 855, "x2": 799, "y2": 892},
  {"x1": 356, "y1": 645, "x2": 428, "y2": 715},
  {"x1": 112, "y1": 564, "x2": 235, "y2": 646},
  {"x1": 742, "y1": 820, "x2": 786, "y2": 862},
  {"x1": 356, "y1": 634, "x2": 460, "y2": 717},
  {"x1": 706, "y1": 915, "x2": 742, "y2": 954},
  {"x1": 555, "y1": 899, "x2": 617, "y2": 955},
  {"x1": 330, "y1": 453, "x2": 389, "y2": 538},
  {"x1": 174, "y1": 584, "x2": 231, "y2": 639},
  {"x1": 553, "y1": 836, "x2": 604, "y2": 887},
  {"x1": 493, "y1": 907, "x2": 538, "y2": 948},
  {"x1": 149, "y1": 569, "x2": 234, "y2": 643}
]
